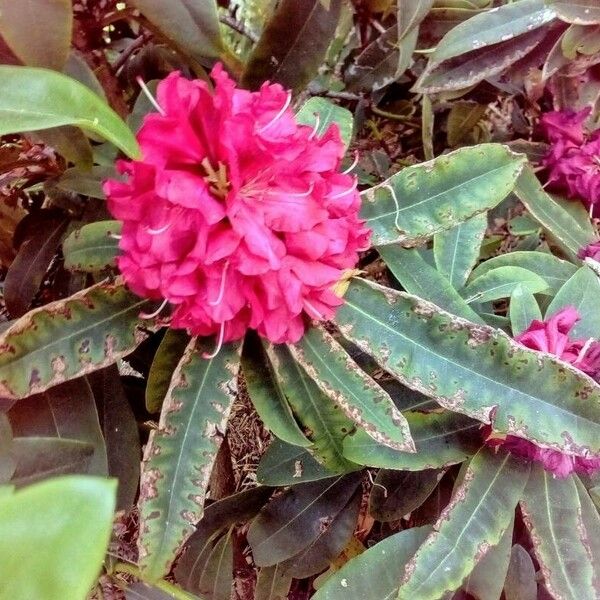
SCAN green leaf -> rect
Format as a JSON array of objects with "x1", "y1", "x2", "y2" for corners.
[
  {"x1": 0, "y1": 475, "x2": 116, "y2": 600},
  {"x1": 255, "y1": 565, "x2": 292, "y2": 600},
  {"x1": 257, "y1": 439, "x2": 343, "y2": 486},
  {"x1": 195, "y1": 530, "x2": 233, "y2": 600},
  {"x1": 360, "y1": 144, "x2": 525, "y2": 246},
  {"x1": 462, "y1": 266, "x2": 550, "y2": 303},
  {"x1": 379, "y1": 246, "x2": 485, "y2": 323},
  {"x1": 247, "y1": 473, "x2": 362, "y2": 566},
  {"x1": 504, "y1": 544, "x2": 537, "y2": 600},
  {"x1": 0, "y1": 281, "x2": 152, "y2": 400},
  {"x1": 242, "y1": 0, "x2": 342, "y2": 91},
  {"x1": 335, "y1": 278, "x2": 600, "y2": 455},
  {"x1": 0, "y1": 414, "x2": 15, "y2": 484},
  {"x1": 56, "y1": 165, "x2": 114, "y2": 199},
  {"x1": 509, "y1": 286, "x2": 542, "y2": 336},
  {"x1": 296, "y1": 97, "x2": 353, "y2": 150},
  {"x1": 545, "y1": 266, "x2": 600, "y2": 338},
  {"x1": 0, "y1": 0, "x2": 73, "y2": 70},
  {"x1": 515, "y1": 167, "x2": 594, "y2": 258},
  {"x1": 242, "y1": 334, "x2": 311, "y2": 448},
  {"x1": 137, "y1": 338, "x2": 241, "y2": 580},
  {"x1": 0, "y1": 66, "x2": 140, "y2": 158},
  {"x1": 312, "y1": 526, "x2": 431, "y2": 600},
  {"x1": 520, "y1": 467, "x2": 600, "y2": 600},
  {"x1": 130, "y1": 0, "x2": 225, "y2": 62},
  {"x1": 264, "y1": 343, "x2": 357, "y2": 472},
  {"x1": 33, "y1": 126, "x2": 93, "y2": 170},
  {"x1": 397, "y1": 449, "x2": 529, "y2": 599},
  {"x1": 343, "y1": 410, "x2": 480, "y2": 470},
  {"x1": 62, "y1": 220, "x2": 121, "y2": 273},
  {"x1": 9, "y1": 437, "x2": 94, "y2": 487},
  {"x1": 368, "y1": 468, "x2": 441, "y2": 522},
  {"x1": 469, "y1": 250, "x2": 577, "y2": 296},
  {"x1": 446, "y1": 101, "x2": 486, "y2": 146},
  {"x1": 547, "y1": 0, "x2": 600, "y2": 25},
  {"x1": 289, "y1": 326, "x2": 415, "y2": 452},
  {"x1": 145, "y1": 329, "x2": 190, "y2": 414},
  {"x1": 433, "y1": 213, "x2": 487, "y2": 289}
]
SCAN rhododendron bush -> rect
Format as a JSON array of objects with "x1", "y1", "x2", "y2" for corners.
[{"x1": 2, "y1": 1, "x2": 600, "y2": 599}]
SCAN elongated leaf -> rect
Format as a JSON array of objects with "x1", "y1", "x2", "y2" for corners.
[
  {"x1": 0, "y1": 414, "x2": 15, "y2": 483},
  {"x1": 504, "y1": 544, "x2": 537, "y2": 600},
  {"x1": 360, "y1": 144, "x2": 525, "y2": 246},
  {"x1": 0, "y1": 66, "x2": 140, "y2": 158},
  {"x1": 63, "y1": 220, "x2": 120, "y2": 273},
  {"x1": 343, "y1": 410, "x2": 480, "y2": 470},
  {"x1": 398, "y1": 0, "x2": 435, "y2": 37},
  {"x1": 379, "y1": 246, "x2": 485, "y2": 323},
  {"x1": 242, "y1": 334, "x2": 311, "y2": 448},
  {"x1": 336, "y1": 278, "x2": 600, "y2": 455},
  {"x1": 242, "y1": 0, "x2": 342, "y2": 91},
  {"x1": 257, "y1": 439, "x2": 342, "y2": 486},
  {"x1": 0, "y1": 281, "x2": 152, "y2": 400},
  {"x1": 247, "y1": 473, "x2": 362, "y2": 567},
  {"x1": 34, "y1": 126, "x2": 93, "y2": 169},
  {"x1": 196, "y1": 530, "x2": 233, "y2": 600},
  {"x1": 462, "y1": 266, "x2": 550, "y2": 303},
  {"x1": 4, "y1": 215, "x2": 68, "y2": 317},
  {"x1": 515, "y1": 167, "x2": 594, "y2": 258},
  {"x1": 509, "y1": 286, "x2": 542, "y2": 336},
  {"x1": 130, "y1": 0, "x2": 225, "y2": 62},
  {"x1": 520, "y1": 467, "x2": 600, "y2": 599},
  {"x1": 312, "y1": 526, "x2": 431, "y2": 600},
  {"x1": 368, "y1": 468, "x2": 441, "y2": 522},
  {"x1": 289, "y1": 326, "x2": 414, "y2": 452},
  {"x1": 296, "y1": 97, "x2": 353, "y2": 151},
  {"x1": 0, "y1": 476, "x2": 116, "y2": 600},
  {"x1": 546, "y1": 266, "x2": 600, "y2": 338},
  {"x1": 9, "y1": 437, "x2": 94, "y2": 486},
  {"x1": 255, "y1": 565, "x2": 292, "y2": 600},
  {"x1": 469, "y1": 250, "x2": 577, "y2": 296},
  {"x1": 446, "y1": 101, "x2": 487, "y2": 146},
  {"x1": 433, "y1": 213, "x2": 487, "y2": 289},
  {"x1": 138, "y1": 338, "x2": 241, "y2": 580},
  {"x1": 548, "y1": 0, "x2": 600, "y2": 25},
  {"x1": 0, "y1": 0, "x2": 72, "y2": 70},
  {"x1": 397, "y1": 449, "x2": 529, "y2": 599},
  {"x1": 264, "y1": 343, "x2": 357, "y2": 472},
  {"x1": 146, "y1": 329, "x2": 190, "y2": 414}
]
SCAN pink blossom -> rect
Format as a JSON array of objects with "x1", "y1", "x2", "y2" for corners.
[
  {"x1": 104, "y1": 65, "x2": 370, "y2": 346},
  {"x1": 485, "y1": 307, "x2": 600, "y2": 477},
  {"x1": 540, "y1": 108, "x2": 600, "y2": 212},
  {"x1": 579, "y1": 240, "x2": 600, "y2": 262}
]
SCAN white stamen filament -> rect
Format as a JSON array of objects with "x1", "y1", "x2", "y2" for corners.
[
  {"x1": 260, "y1": 92, "x2": 292, "y2": 132},
  {"x1": 304, "y1": 300, "x2": 324, "y2": 320},
  {"x1": 590, "y1": 203, "x2": 595, "y2": 218},
  {"x1": 109, "y1": 233, "x2": 122, "y2": 240},
  {"x1": 266, "y1": 182, "x2": 314, "y2": 199},
  {"x1": 147, "y1": 222, "x2": 171, "y2": 235},
  {"x1": 342, "y1": 151, "x2": 360, "y2": 175},
  {"x1": 575, "y1": 337, "x2": 596, "y2": 364},
  {"x1": 308, "y1": 113, "x2": 320, "y2": 140},
  {"x1": 383, "y1": 184, "x2": 402, "y2": 231},
  {"x1": 139, "y1": 298, "x2": 169, "y2": 320},
  {"x1": 203, "y1": 321, "x2": 226, "y2": 359},
  {"x1": 136, "y1": 76, "x2": 166, "y2": 116},
  {"x1": 208, "y1": 261, "x2": 230, "y2": 306},
  {"x1": 328, "y1": 178, "x2": 358, "y2": 200}
]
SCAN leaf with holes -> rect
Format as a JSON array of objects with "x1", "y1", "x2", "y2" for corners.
[
  {"x1": 335, "y1": 278, "x2": 600, "y2": 455},
  {"x1": 547, "y1": 0, "x2": 600, "y2": 25},
  {"x1": 62, "y1": 220, "x2": 121, "y2": 273},
  {"x1": 0, "y1": 280, "x2": 153, "y2": 400},
  {"x1": 137, "y1": 338, "x2": 241, "y2": 581},
  {"x1": 360, "y1": 144, "x2": 525, "y2": 246}
]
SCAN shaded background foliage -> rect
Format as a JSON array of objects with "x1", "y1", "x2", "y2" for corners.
[{"x1": 1, "y1": 1, "x2": 600, "y2": 599}]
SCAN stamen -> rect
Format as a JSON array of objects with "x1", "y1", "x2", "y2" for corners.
[
  {"x1": 590, "y1": 203, "x2": 595, "y2": 218},
  {"x1": 136, "y1": 76, "x2": 166, "y2": 116},
  {"x1": 208, "y1": 261, "x2": 230, "y2": 306},
  {"x1": 147, "y1": 223, "x2": 170, "y2": 235},
  {"x1": 109, "y1": 233, "x2": 122, "y2": 240},
  {"x1": 342, "y1": 151, "x2": 360, "y2": 175},
  {"x1": 203, "y1": 321, "x2": 226, "y2": 359},
  {"x1": 576, "y1": 338, "x2": 596, "y2": 364},
  {"x1": 304, "y1": 300, "x2": 324, "y2": 320},
  {"x1": 383, "y1": 184, "x2": 403, "y2": 231},
  {"x1": 259, "y1": 92, "x2": 292, "y2": 132},
  {"x1": 266, "y1": 182, "x2": 314, "y2": 198},
  {"x1": 308, "y1": 113, "x2": 320, "y2": 140},
  {"x1": 139, "y1": 298, "x2": 169, "y2": 320},
  {"x1": 327, "y1": 178, "x2": 358, "y2": 200}
]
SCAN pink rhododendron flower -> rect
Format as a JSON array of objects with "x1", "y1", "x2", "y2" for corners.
[
  {"x1": 541, "y1": 108, "x2": 600, "y2": 212},
  {"x1": 485, "y1": 306, "x2": 600, "y2": 477},
  {"x1": 104, "y1": 65, "x2": 370, "y2": 347},
  {"x1": 579, "y1": 239, "x2": 600, "y2": 262}
]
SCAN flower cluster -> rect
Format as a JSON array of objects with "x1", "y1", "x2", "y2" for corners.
[
  {"x1": 105, "y1": 65, "x2": 370, "y2": 347},
  {"x1": 541, "y1": 108, "x2": 600, "y2": 213},
  {"x1": 485, "y1": 307, "x2": 600, "y2": 477}
]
